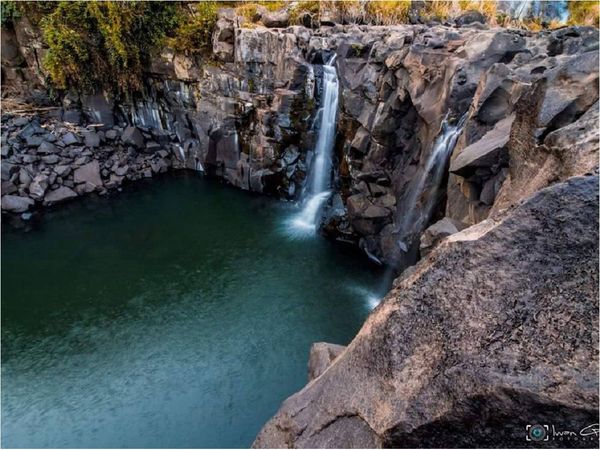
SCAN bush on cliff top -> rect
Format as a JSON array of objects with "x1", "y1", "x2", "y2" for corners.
[
  {"x1": 167, "y1": 1, "x2": 218, "y2": 56},
  {"x1": 40, "y1": 1, "x2": 219, "y2": 94},
  {"x1": 41, "y1": 1, "x2": 180, "y2": 94}
]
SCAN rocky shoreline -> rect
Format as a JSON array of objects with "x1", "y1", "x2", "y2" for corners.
[{"x1": 1, "y1": 115, "x2": 183, "y2": 217}]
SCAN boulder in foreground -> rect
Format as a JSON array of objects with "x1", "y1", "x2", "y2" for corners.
[{"x1": 254, "y1": 175, "x2": 599, "y2": 448}]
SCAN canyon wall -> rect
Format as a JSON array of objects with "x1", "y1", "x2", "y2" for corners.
[{"x1": 2, "y1": 11, "x2": 598, "y2": 268}]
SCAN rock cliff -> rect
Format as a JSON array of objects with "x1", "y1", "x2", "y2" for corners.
[
  {"x1": 254, "y1": 175, "x2": 599, "y2": 448},
  {"x1": 3, "y1": 13, "x2": 598, "y2": 269}
]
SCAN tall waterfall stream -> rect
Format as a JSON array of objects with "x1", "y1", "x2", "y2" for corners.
[{"x1": 286, "y1": 56, "x2": 339, "y2": 238}]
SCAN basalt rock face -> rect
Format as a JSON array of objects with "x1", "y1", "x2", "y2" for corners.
[
  {"x1": 323, "y1": 24, "x2": 599, "y2": 266},
  {"x1": 254, "y1": 175, "x2": 599, "y2": 448},
  {"x1": 2, "y1": 15, "x2": 599, "y2": 268}
]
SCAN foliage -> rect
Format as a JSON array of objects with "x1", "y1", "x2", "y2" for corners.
[
  {"x1": 41, "y1": 1, "x2": 179, "y2": 94},
  {"x1": 168, "y1": 1, "x2": 218, "y2": 55},
  {"x1": 1, "y1": 1, "x2": 20, "y2": 25},
  {"x1": 288, "y1": 1, "x2": 320, "y2": 25},
  {"x1": 568, "y1": 1, "x2": 599, "y2": 27}
]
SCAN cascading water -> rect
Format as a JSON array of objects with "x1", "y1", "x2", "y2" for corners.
[
  {"x1": 397, "y1": 114, "x2": 467, "y2": 241},
  {"x1": 286, "y1": 55, "x2": 339, "y2": 238},
  {"x1": 372, "y1": 114, "x2": 467, "y2": 308}
]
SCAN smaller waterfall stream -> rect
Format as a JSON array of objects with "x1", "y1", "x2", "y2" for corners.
[
  {"x1": 397, "y1": 114, "x2": 467, "y2": 240},
  {"x1": 372, "y1": 114, "x2": 467, "y2": 308},
  {"x1": 287, "y1": 56, "x2": 339, "y2": 238}
]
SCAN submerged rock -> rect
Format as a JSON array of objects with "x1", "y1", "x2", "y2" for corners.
[{"x1": 254, "y1": 175, "x2": 599, "y2": 448}]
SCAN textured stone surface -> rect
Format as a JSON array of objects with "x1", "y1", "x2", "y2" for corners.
[
  {"x1": 308, "y1": 342, "x2": 346, "y2": 381},
  {"x1": 255, "y1": 176, "x2": 599, "y2": 448},
  {"x1": 43, "y1": 186, "x2": 78, "y2": 205},
  {"x1": 1, "y1": 194, "x2": 34, "y2": 212}
]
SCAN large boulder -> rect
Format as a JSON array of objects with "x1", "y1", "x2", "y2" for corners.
[
  {"x1": 121, "y1": 126, "x2": 145, "y2": 149},
  {"x1": 73, "y1": 161, "x2": 103, "y2": 187},
  {"x1": 1, "y1": 195, "x2": 34, "y2": 213},
  {"x1": 28, "y1": 174, "x2": 49, "y2": 200},
  {"x1": 450, "y1": 114, "x2": 513, "y2": 177},
  {"x1": 44, "y1": 186, "x2": 78, "y2": 205},
  {"x1": 254, "y1": 175, "x2": 599, "y2": 448},
  {"x1": 419, "y1": 216, "x2": 467, "y2": 256}
]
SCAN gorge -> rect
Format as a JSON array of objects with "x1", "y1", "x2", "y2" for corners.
[{"x1": 1, "y1": 1, "x2": 599, "y2": 448}]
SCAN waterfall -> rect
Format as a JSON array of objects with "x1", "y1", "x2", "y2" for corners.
[
  {"x1": 286, "y1": 55, "x2": 339, "y2": 237},
  {"x1": 504, "y1": 1, "x2": 569, "y2": 22},
  {"x1": 397, "y1": 114, "x2": 466, "y2": 240},
  {"x1": 371, "y1": 115, "x2": 467, "y2": 308}
]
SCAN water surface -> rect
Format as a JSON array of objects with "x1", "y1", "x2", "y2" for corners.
[{"x1": 1, "y1": 173, "x2": 382, "y2": 448}]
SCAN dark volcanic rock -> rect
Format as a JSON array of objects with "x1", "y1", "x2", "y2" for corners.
[
  {"x1": 121, "y1": 126, "x2": 145, "y2": 149},
  {"x1": 254, "y1": 175, "x2": 599, "y2": 449},
  {"x1": 73, "y1": 161, "x2": 102, "y2": 187}
]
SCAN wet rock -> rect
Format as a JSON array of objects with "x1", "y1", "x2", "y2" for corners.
[
  {"x1": 419, "y1": 217, "x2": 467, "y2": 257},
  {"x1": 255, "y1": 176, "x2": 599, "y2": 448},
  {"x1": 450, "y1": 115, "x2": 513, "y2": 177},
  {"x1": 113, "y1": 165, "x2": 129, "y2": 177},
  {"x1": 28, "y1": 174, "x2": 49, "y2": 200},
  {"x1": 1, "y1": 194, "x2": 34, "y2": 212},
  {"x1": 44, "y1": 186, "x2": 78, "y2": 205},
  {"x1": 150, "y1": 159, "x2": 168, "y2": 174},
  {"x1": 73, "y1": 161, "x2": 102, "y2": 187},
  {"x1": 350, "y1": 128, "x2": 371, "y2": 155}
]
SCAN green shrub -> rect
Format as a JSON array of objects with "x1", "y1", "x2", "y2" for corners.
[
  {"x1": 41, "y1": 1, "x2": 180, "y2": 94},
  {"x1": 168, "y1": 1, "x2": 218, "y2": 55},
  {"x1": 1, "y1": 1, "x2": 20, "y2": 25}
]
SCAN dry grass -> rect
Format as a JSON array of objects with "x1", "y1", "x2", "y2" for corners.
[
  {"x1": 365, "y1": 1, "x2": 411, "y2": 25},
  {"x1": 421, "y1": 1, "x2": 454, "y2": 22},
  {"x1": 458, "y1": 0, "x2": 497, "y2": 25},
  {"x1": 288, "y1": 1, "x2": 320, "y2": 25},
  {"x1": 568, "y1": 0, "x2": 599, "y2": 27}
]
